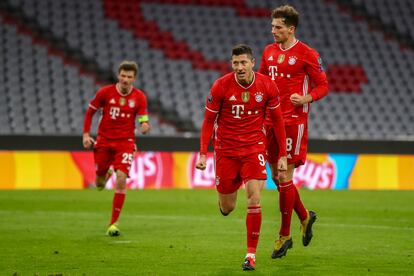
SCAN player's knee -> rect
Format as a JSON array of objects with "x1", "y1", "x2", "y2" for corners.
[
  {"x1": 96, "y1": 175, "x2": 106, "y2": 186},
  {"x1": 278, "y1": 174, "x2": 290, "y2": 183},
  {"x1": 219, "y1": 208, "x2": 230, "y2": 216},
  {"x1": 247, "y1": 193, "x2": 261, "y2": 206},
  {"x1": 115, "y1": 170, "x2": 127, "y2": 189},
  {"x1": 219, "y1": 202, "x2": 235, "y2": 216}
]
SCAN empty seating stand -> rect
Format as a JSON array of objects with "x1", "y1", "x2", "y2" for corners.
[{"x1": 1, "y1": 0, "x2": 413, "y2": 140}]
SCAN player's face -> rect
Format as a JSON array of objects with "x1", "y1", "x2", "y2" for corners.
[
  {"x1": 231, "y1": 54, "x2": 255, "y2": 84},
  {"x1": 117, "y1": 70, "x2": 136, "y2": 92},
  {"x1": 271, "y1": 18, "x2": 295, "y2": 44}
]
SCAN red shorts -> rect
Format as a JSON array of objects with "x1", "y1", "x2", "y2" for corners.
[
  {"x1": 266, "y1": 123, "x2": 308, "y2": 167},
  {"x1": 93, "y1": 137, "x2": 135, "y2": 176},
  {"x1": 214, "y1": 151, "x2": 267, "y2": 194}
]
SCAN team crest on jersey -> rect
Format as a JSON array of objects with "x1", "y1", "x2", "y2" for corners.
[
  {"x1": 277, "y1": 54, "x2": 285, "y2": 64},
  {"x1": 128, "y1": 100, "x2": 135, "y2": 108},
  {"x1": 119, "y1": 97, "x2": 126, "y2": 106},
  {"x1": 288, "y1": 56, "x2": 297, "y2": 65},
  {"x1": 241, "y1": 91, "x2": 250, "y2": 102},
  {"x1": 254, "y1": 92, "x2": 263, "y2": 103},
  {"x1": 317, "y1": 57, "x2": 325, "y2": 72},
  {"x1": 208, "y1": 93, "x2": 213, "y2": 103}
]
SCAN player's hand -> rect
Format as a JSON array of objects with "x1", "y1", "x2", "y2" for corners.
[
  {"x1": 277, "y1": 156, "x2": 287, "y2": 179},
  {"x1": 290, "y1": 93, "x2": 305, "y2": 106},
  {"x1": 140, "y1": 122, "x2": 150, "y2": 135},
  {"x1": 82, "y1": 133, "x2": 95, "y2": 149},
  {"x1": 196, "y1": 154, "x2": 207, "y2": 170},
  {"x1": 290, "y1": 93, "x2": 314, "y2": 106}
]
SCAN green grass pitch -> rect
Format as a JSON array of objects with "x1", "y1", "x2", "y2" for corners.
[{"x1": 0, "y1": 189, "x2": 413, "y2": 275}]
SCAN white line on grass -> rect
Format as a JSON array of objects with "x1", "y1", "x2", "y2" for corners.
[{"x1": 110, "y1": 241, "x2": 133, "y2": 244}]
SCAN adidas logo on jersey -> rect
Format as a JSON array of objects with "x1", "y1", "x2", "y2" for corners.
[
  {"x1": 110, "y1": 98, "x2": 116, "y2": 104},
  {"x1": 229, "y1": 95, "x2": 237, "y2": 101},
  {"x1": 268, "y1": 56, "x2": 273, "y2": 61}
]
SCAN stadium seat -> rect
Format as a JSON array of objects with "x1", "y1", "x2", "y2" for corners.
[{"x1": 1, "y1": 0, "x2": 413, "y2": 139}]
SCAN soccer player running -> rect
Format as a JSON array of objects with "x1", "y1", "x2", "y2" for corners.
[
  {"x1": 82, "y1": 60, "x2": 150, "y2": 236},
  {"x1": 196, "y1": 44, "x2": 287, "y2": 271},
  {"x1": 259, "y1": 5, "x2": 329, "y2": 258}
]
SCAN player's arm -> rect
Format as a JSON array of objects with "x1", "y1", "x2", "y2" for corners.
[
  {"x1": 196, "y1": 82, "x2": 221, "y2": 170},
  {"x1": 258, "y1": 47, "x2": 268, "y2": 75},
  {"x1": 83, "y1": 107, "x2": 97, "y2": 149},
  {"x1": 269, "y1": 105, "x2": 287, "y2": 172},
  {"x1": 196, "y1": 108, "x2": 218, "y2": 170},
  {"x1": 138, "y1": 116, "x2": 150, "y2": 134},
  {"x1": 290, "y1": 49, "x2": 329, "y2": 106},
  {"x1": 82, "y1": 90, "x2": 103, "y2": 149},
  {"x1": 137, "y1": 93, "x2": 150, "y2": 135},
  {"x1": 267, "y1": 81, "x2": 287, "y2": 173}
]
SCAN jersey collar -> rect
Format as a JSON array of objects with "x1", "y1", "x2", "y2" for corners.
[
  {"x1": 116, "y1": 83, "x2": 133, "y2": 96},
  {"x1": 278, "y1": 39, "x2": 299, "y2": 51},
  {"x1": 234, "y1": 72, "x2": 256, "y2": 90}
]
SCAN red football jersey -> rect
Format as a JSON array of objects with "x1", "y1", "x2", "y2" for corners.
[
  {"x1": 259, "y1": 40, "x2": 328, "y2": 126},
  {"x1": 205, "y1": 72, "x2": 280, "y2": 156},
  {"x1": 89, "y1": 85, "x2": 148, "y2": 140}
]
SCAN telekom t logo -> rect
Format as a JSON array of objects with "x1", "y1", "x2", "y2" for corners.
[
  {"x1": 268, "y1": 65, "x2": 278, "y2": 80},
  {"x1": 109, "y1": 107, "x2": 120, "y2": 119},
  {"x1": 232, "y1": 104, "x2": 244, "y2": 119}
]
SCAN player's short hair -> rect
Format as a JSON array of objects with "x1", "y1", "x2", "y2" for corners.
[
  {"x1": 118, "y1": 60, "x2": 138, "y2": 76},
  {"x1": 271, "y1": 5, "x2": 299, "y2": 28},
  {"x1": 231, "y1": 44, "x2": 254, "y2": 60}
]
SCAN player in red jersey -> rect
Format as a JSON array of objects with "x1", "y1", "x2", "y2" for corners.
[
  {"x1": 259, "y1": 5, "x2": 329, "y2": 258},
  {"x1": 196, "y1": 44, "x2": 287, "y2": 271},
  {"x1": 82, "y1": 60, "x2": 150, "y2": 236}
]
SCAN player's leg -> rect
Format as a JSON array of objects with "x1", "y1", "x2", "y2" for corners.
[
  {"x1": 241, "y1": 152, "x2": 267, "y2": 271},
  {"x1": 93, "y1": 145, "x2": 114, "y2": 191},
  {"x1": 291, "y1": 123, "x2": 309, "y2": 222},
  {"x1": 272, "y1": 165, "x2": 295, "y2": 258},
  {"x1": 107, "y1": 141, "x2": 134, "y2": 236},
  {"x1": 214, "y1": 153, "x2": 241, "y2": 215},
  {"x1": 218, "y1": 192, "x2": 237, "y2": 215},
  {"x1": 110, "y1": 169, "x2": 127, "y2": 225},
  {"x1": 265, "y1": 125, "x2": 294, "y2": 258},
  {"x1": 289, "y1": 123, "x2": 317, "y2": 246},
  {"x1": 265, "y1": 125, "x2": 281, "y2": 186},
  {"x1": 242, "y1": 178, "x2": 265, "y2": 271}
]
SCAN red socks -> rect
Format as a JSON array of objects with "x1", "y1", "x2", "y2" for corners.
[
  {"x1": 293, "y1": 185, "x2": 308, "y2": 221},
  {"x1": 278, "y1": 181, "x2": 295, "y2": 236},
  {"x1": 110, "y1": 192, "x2": 125, "y2": 225},
  {"x1": 246, "y1": 205, "x2": 262, "y2": 254}
]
